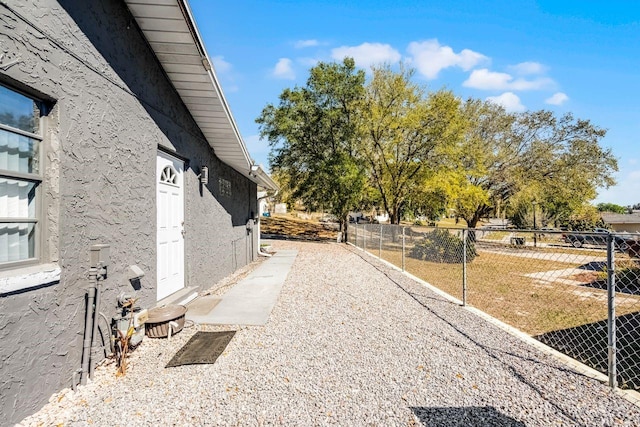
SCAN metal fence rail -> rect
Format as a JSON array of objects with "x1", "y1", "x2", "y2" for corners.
[{"x1": 349, "y1": 223, "x2": 640, "y2": 391}]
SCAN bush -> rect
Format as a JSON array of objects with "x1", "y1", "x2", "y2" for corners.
[
  {"x1": 409, "y1": 228, "x2": 477, "y2": 263},
  {"x1": 593, "y1": 260, "x2": 640, "y2": 294}
]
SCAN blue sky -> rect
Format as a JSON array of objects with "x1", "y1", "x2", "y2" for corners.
[{"x1": 189, "y1": 0, "x2": 639, "y2": 206}]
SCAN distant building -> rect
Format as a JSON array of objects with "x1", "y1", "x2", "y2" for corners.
[
  {"x1": 275, "y1": 203, "x2": 288, "y2": 214},
  {"x1": 601, "y1": 212, "x2": 640, "y2": 233}
]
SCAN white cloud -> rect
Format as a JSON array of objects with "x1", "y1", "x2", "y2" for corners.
[
  {"x1": 463, "y1": 68, "x2": 554, "y2": 91},
  {"x1": 486, "y1": 92, "x2": 526, "y2": 112},
  {"x1": 212, "y1": 55, "x2": 232, "y2": 74},
  {"x1": 407, "y1": 39, "x2": 488, "y2": 79},
  {"x1": 508, "y1": 61, "x2": 547, "y2": 75},
  {"x1": 331, "y1": 42, "x2": 401, "y2": 68},
  {"x1": 545, "y1": 92, "x2": 569, "y2": 105},
  {"x1": 294, "y1": 39, "x2": 320, "y2": 49},
  {"x1": 272, "y1": 58, "x2": 296, "y2": 80}
]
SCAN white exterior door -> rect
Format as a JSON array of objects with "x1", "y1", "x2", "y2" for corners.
[{"x1": 156, "y1": 151, "x2": 185, "y2": 300}]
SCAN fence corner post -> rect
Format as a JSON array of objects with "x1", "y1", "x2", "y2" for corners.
[
  {"x1": 607, "y1": 233, "x2": 617, "y2": 389},
  {"x1": 462, "y1": 228, "x2": 468, "y2": 307}
]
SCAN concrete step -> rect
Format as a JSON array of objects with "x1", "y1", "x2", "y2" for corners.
[{"x1": 155, "y1": 286, "x2": 198, "y2": 307}]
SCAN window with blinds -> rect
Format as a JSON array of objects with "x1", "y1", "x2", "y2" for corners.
[{"x1": 0, "y1": 84, "x2": 42, "y2": 266}]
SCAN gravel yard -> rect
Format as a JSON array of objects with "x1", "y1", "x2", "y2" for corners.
[{"x1": 19, "y1": 240, "x2": 640, "y2": 426}]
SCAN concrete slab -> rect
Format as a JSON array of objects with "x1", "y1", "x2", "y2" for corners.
[
  {"x1": 187, "y1": 250, "x2": 298, "y2": 326},
  {"x1": 185, "y1": 295, "x2": 222, "y2": 324}
]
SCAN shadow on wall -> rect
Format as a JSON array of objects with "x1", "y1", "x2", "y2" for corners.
[
  {"x1": 410, "y1": 406, "x2": 526, "y2": 426},
  {"x1": 534, "y1": 311, "x2": 640, "y2": 391},
  {"x1": 58, "y1": 0, "x2": 253, "y2": 227}
]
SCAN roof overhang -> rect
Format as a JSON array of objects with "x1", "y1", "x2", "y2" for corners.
[{"x1": 123, "y1": 0, "x2": 277, "y2": 191}]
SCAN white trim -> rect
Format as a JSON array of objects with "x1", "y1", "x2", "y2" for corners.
[
  {"x1": 122, "y1": 0, "x2": 279, "y2": 191},
  {"x1": 0, "y1": 263, "x2": 60, "y2": 294}
]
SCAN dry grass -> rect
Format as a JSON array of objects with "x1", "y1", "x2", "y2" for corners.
[
  {"x1": 370, "y1": 242, "x2": 640, "y2": 336},
  {"x1": 269, "y1": 216, "x2": 640, "y2": 338}
]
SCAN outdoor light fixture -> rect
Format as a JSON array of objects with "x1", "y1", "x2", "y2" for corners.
[
  {"x1": 250, "y1": 164, "x2": 259, "y2": 177},
  {"x1": 198, "y1": 166, "x2": 209, "y2": 185}
]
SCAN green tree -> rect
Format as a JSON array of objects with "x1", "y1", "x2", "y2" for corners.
[
  {"x1": 452, "y1": 101, "x2": 618, "y2": 228},
  {"x1": 596, "y1": 202, "x2": 627, "y2": 214},
  {"x1": 448, "y1": 99, "x2": 517, "y2": 228},
  {"x1": 357, "y1": 65, "x2": 464, "y2": 224},
  {"x1": 565, "y1": 204, "x2": 605, "y2": 230},
  {"x1": 256, "y1": 58, "x2": 366, "y2": 240}
]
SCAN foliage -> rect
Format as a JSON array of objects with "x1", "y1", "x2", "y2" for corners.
[
  {"x1": 115, "y1": 298, "x2": 137, "y2": 377},
  {"x1": 0, "y1": 112, "x2": 35, "y2": 131},
  {"x1": 408, "y1": 228, "x2": 477, "y2": 263},
  {"x1": 594, "y1": 260, "x2": 640, "y2": 293},
  {"x1": 356, "y1": 65, "x2": 464, "y2": 224},
  {"x1": 563, "y1": 204, "x2": 606, "y2": 230},
  {"x1": 256, "y1": 58, "x2": 367, "y2": 238},
  {"x1": 597, "y1": 202, "x2": 628, "y2": 214},
  {"x1": 257, "y1": 60, "x2": 618, "y2": 232},
  {"x1": 449, "y1": 99, "x2": 515, "y2": 228},
  {"x1": 451, "y1": 100, "x2": 618, "y2": 228}
]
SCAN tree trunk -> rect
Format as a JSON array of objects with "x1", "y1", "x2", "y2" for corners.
[
  {"x1": 466, "y1": 213, "x2": 482, "y2": 242},
  {"x1": 341, "y1": 214, "x2": 349, "y2": 243}
]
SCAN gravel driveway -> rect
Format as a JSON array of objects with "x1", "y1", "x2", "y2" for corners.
[{"x1": 20, "y1": 240, "x2": 640, "y2": 426}]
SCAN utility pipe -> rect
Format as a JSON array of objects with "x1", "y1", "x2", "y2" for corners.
[
  {"x1": 89, "y1": 273, "x2": 105, "y2": 379},
  {"x1": 80, "y1": 266, "x2": 97, "y2": 385}
]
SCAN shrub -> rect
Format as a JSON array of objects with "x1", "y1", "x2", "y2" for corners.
[{"x1": 409, "y1": 228, "x2": 477, "y2": 263}]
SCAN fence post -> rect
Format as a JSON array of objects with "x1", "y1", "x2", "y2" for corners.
[
  {"x1": 363, "y1": 224, "x2": 367, "y2": 252},
  {"x1": 463, "y1": 228, "x2": 468, "y2": 307},
  {"x1": 379, "y1": 225, "x2": 383, "y2": 259},
  {"x1": 354, "y1": 223, "x2": 358, "y2": 247},
  {"x1": 607, "y1": 233, "x2": 617, "y2": 389},
  {"x1": 402, "y1": 227, "x2": 406, "y2": 272}
]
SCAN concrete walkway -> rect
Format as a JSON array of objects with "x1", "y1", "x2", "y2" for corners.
[{"x1": 186, "y1": 250, "x2": 298, "y2": 325}]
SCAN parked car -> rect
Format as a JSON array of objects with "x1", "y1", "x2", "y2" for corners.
[{"x1": 562, "y1": 228, "x2": 629, "y2": 251}]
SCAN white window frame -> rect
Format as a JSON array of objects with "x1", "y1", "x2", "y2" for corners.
[{"x1": 0, "y1": 84, "x2": 44, "y2": 270}]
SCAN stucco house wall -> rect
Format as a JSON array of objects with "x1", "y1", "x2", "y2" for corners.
[{"x1": 0, "y1": 0, "x2": 259, "y2": 424}]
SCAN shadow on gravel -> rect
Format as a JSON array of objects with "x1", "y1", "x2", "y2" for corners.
[
  {"x1": 411, "y1": 406, "x2": 525, "y2": 426},
  {"x1": 348, "y1": 246, "x2": 586, "y2": 425},
  {"x1": 535, "y1": 311, "x2": 640, "y2": 390}
]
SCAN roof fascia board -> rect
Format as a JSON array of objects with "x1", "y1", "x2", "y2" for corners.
[{"x1": 176, "y1": 0, "x2": 253, "y2": 171}]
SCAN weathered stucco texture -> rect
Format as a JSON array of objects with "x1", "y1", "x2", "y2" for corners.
[{"x1": 0, "y1": 0, "x2": 258, "y2": 424}]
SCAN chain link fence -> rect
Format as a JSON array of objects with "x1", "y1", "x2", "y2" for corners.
[{"x1": 349, "y1": 223, "x2": 640, "y2": 391}]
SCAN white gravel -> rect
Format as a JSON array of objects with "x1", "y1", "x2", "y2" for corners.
[{"x1": 18, "y1": 240, "x2": 640, "y2": 426}]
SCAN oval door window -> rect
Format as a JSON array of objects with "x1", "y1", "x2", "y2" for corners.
[{"x1": 160, "y1": 165, "x2": 178, "y2": 185}]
